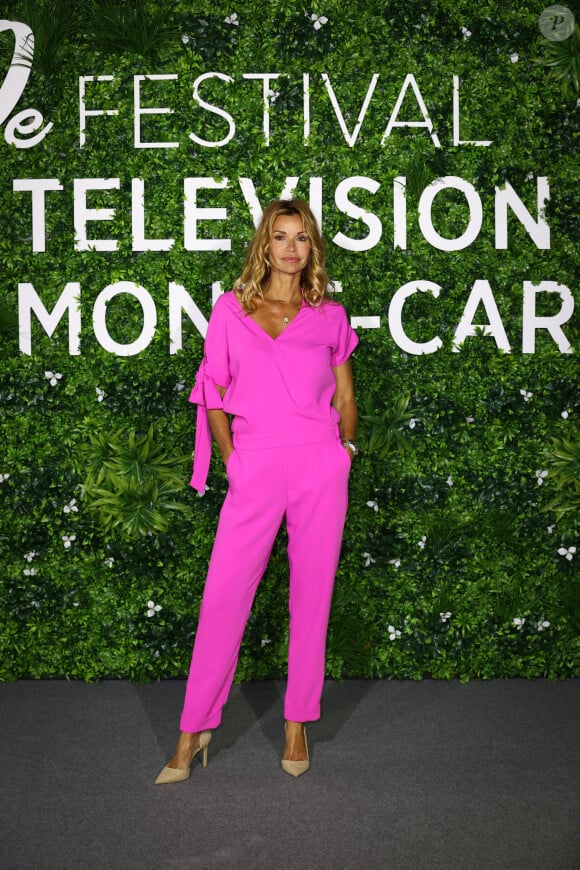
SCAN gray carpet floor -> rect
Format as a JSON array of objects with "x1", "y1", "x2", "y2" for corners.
[{"x1": 1, "y1": 678, "x2": 578, "y2": 870}]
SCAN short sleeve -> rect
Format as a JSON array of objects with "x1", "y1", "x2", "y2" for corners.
[
  {"x1": 202, "y1": 294, "x2": 232, "y2": 396},
  {"x1": 187, "y1": 294, "x2": 233, "y2": 493},
  {"x1": 330, "y1": 304, "x2": 359, "y2": 367},
  {"x1": 188, "y1": 294, "x2": 232, "y2": 411}
]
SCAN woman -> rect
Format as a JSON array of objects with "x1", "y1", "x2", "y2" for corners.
[{"x1": 156, "y1": 198, "x2": 358, "y2": 783}]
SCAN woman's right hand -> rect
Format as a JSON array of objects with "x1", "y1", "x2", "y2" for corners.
[
  {"x1": 207, "y1": 408, "x2": 235, "y2": 467},
  {"x1": 222, "y1": 445, "x2": 235, "y2": 466}
]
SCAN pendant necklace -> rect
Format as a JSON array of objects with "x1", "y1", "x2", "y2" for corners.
[
  {"x1": 266, "y1": 289, "x2": 302, "y2": 330},
  {"x1": 281, "y1": 290, "x2": 302, "y2": 329}
]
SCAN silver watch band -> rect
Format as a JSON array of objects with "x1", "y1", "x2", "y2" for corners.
[{"x1": 341, "y1": 439, "x2": 359, "y2": 457}]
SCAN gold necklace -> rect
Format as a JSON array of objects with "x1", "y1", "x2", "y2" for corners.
[
  {"x1": 281, "y1": 302, "x2": 302, "y2": 328},
  {"x1": 264, "y1": 289, "x2": 303, "y2": 328}
]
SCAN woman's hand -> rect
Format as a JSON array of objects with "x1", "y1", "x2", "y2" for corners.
[
  {"x1": 207, "y1": 408, "x2": 235, "y2": 467},
  {"x1": 222, "y1": 445, "x2": 235, "y2": 466}
]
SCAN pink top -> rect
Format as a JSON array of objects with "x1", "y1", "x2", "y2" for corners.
[{"x1": 189, "y1": 291, "x2": 359, "y2": 492}]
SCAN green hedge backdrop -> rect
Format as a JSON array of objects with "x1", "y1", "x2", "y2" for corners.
[{"x1": 0, "y1": 0, "x2": 578, "y2": 682}]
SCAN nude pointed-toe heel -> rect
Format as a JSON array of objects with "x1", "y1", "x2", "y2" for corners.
[
  {"x1": 155, "y1": 730, "x2": 212, "y2": 785},
  {"x1": 281, "y1": 724, "x2": 310, "y2": 778}
]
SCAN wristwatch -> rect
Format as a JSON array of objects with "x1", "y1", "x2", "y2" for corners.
[{"x1": 341, "y1": 439, "x2": 359, "y2": 457}]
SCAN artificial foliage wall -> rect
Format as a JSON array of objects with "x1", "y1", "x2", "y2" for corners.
[{"x1": 0, "y1": 0, "x2": 578, "y2": 682}]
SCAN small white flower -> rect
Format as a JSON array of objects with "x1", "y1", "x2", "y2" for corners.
[
  {"x1": 267, "y1": 88, "x2": 280, "y2": 103},
  {"x1": 388, "y1": 624, "x2": 401, "y2": 640},
  {"x1": 418, "y1": 536, "x2": 427, "y2": 549},
  {"x1": 520, "y1": 389, "x2": 533, "y2": 402},
  {"x1": 224, "y1": 12, "x2": 239, "y2": 25},
  {"x1": 181, "y1": 34, "x2": 190, "y2": 44},
  {"x1": 62, "y1": 534, "x2": 76, "y2": 549},
  {"x1": 409, "y1": 418, "x2": 418, "y2": 429},
  {"x1": 525, "y1": 171, "x2": 534, "y2": 181},
  {"x1": 197, "y1": 485, "x2": 209, "y2": 498},
  {"x1": 45, "y1": 371, "x2": 62, "y2": 387},
  {"x1": 147, "y1": 600, "x2": 162, "y2": 617},
  {"x1": 465, "y1": 416, "x2": 475, "y2": 424},
  {"x1": 536, "y1": 618, "x2": 550, "y2": 632},
  {"x1": 461, "y1": 26, "x2": 472, "y2": 38},
  {"x1": 63, "y1": 498, "x2": 78, "y2": 513},
  {"x1": 260, "y1": 638, "x2": 271, "y2": 648},
  {"x1": 23, "y1": 568, "x2": 36, "y2": 576},
  {"x1": 388, "y1": 558, "x2": 401, "y2": 568},
  {"x1": 104, "y1": 557, "x2": 114, "y2": 568},
  {"x1": 73, "y1": 601, "x2": 80, "y2": 608},
  {"x1": 547, "y1": 525, "x2": 555, "y2": 534},
  {"x1": 510, "y1": 52, "x2": 519, "y2": 63},
  {"x1": 307, "y1": 12, "x2": 328, "y2": 30},
  {"x1": 561, "y1": 410, "x2": 569, "y2": 419},
  {"x1": 535, "y1": 470, "x2": 548, "y2": 486},
  {"x1": 440, "y1": 611, "x2": 452, "y2": 622},
  {"x1": 558, "y1": 546, "x2": 576, "y2": 561},
  {"x1": 174, "y1": 381, "x2": 186, "y2": 392},
  {"x1": 513, "y1": 617, "x2": 526, "y2": 630},
  {"x1": 24, "y1": 551, "x2": 37, "y2": 562},
  {"x1": 96, "y1": 387, "x2": 105, "y2": 402},
  {"x1": 446, "y1": 475, "x2": 453, "y2": 487},
  {"x1": 362, "y1": 552, "x2": 376, "y2": 567},
  {"x1": 0, "y1": 473, "x2": 10, "y2": 482},
  {"x1": 366, "y1": 500, "x2": 379, "y2": 511}
]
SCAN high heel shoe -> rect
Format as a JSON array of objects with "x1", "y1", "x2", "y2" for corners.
[
  {"x1": 155, "y1": 730, "x2": 212, "y2": 785},
  {"x1": 281, "y1": 723, "x2": 310, "y2": 778}
]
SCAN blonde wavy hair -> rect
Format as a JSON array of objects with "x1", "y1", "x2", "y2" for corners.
[{"x1": 234, "y1": 199, "x2": 331, "y2": 312}]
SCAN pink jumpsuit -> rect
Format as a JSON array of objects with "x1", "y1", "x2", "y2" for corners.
[{"x1": 180, "y1": 291, "x2": 358, "y2": 732}]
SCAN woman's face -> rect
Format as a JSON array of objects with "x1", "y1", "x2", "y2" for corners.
[{"x1": 266, "y1": 214, "x2": 311, "y2": 279}]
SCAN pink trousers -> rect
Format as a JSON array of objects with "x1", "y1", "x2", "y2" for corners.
[{"x1": 180, "y1": 439, "x2": 351, "y2": 732}]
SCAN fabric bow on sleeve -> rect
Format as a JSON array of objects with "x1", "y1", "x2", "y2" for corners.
[{"x1": 188, "y1": 357, "x2": 225, "y2": 493}]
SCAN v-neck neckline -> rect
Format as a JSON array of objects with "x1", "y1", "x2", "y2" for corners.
[{"x1": 235, "y1": 292, "x2": 306, "y2": 342}]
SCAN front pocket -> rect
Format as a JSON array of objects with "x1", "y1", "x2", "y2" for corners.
[{"x1": 225, "y1": 449, "x2": 237, "y2": 477}]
